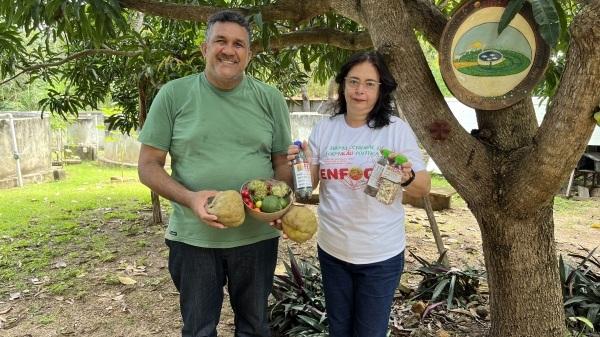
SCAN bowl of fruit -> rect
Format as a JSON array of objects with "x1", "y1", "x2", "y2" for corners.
[{"x1": 240, "y1": 178, "x2": 294, "y2": 222}]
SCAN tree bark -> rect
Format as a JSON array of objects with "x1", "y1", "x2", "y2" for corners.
[
  {"x1": 138, "y1": 75, "x2": 163, "y2": 225},
  {"x1": 475, "y1": 205, "x2": 565, "y2": 337},
  {"x1": 350, "y1": 0, "x2": 599, "y2": 336}
]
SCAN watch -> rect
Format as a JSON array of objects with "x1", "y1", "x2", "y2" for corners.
[{"x1": 401, "y1": 169, "x2": 415, "y2": 187}]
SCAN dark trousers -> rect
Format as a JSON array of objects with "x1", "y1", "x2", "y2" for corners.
[
  {"x1": 166, "y1": 238, "x2": 279, "y2": 337},
  {"x1": 318, "y1": 246, "x2": 405, "y2": 337}
]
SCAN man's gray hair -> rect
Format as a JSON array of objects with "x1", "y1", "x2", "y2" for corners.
[{"x1": 205, "y1": 10, "x2": 252, "y2": 43}]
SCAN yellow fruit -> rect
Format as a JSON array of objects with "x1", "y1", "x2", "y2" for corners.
[
  {"x1": 281, "y1": 205, "x2": 317, "y2": 243},
  {"x1": 594, "y1": 111, "x2": 600, "y2": 126},
  {"x1": 206, "y1": 190, "x2": 245, "y2": 228}
]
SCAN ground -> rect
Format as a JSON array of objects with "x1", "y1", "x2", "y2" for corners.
[{"x1": 2, "y1": 196, "x2": 600, "y2": 337}]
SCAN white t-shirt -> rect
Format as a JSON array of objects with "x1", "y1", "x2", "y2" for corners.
[{"x1": 309, "y1": 114, "x2": 425, "y2": 264}]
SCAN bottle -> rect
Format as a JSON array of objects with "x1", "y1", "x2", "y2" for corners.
[
  {"x1": 364, "y1": 148, "x2": 391, "y2": 197},
  {"x1": 292, "y1": 140, "x2": 313, "y2": 201},
  {"x1": 376, "y1": 155, "x2": 408, "y2": 205}
]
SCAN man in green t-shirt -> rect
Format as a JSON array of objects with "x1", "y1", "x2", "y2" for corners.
[{"x1": 138, "y1": 10, "x2": 292, "y2": 337}]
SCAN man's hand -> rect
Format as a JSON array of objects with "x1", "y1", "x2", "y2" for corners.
[
  {"x1": 269, "y1": 219, "x2": 289, "y2": 239},
  {"x1": 189, "y1": 190, "x2": 227, "y2": 229}
]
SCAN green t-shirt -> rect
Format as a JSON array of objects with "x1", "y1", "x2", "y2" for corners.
[{"x1": 139, "y1": 73, "x2": 291, "y2": 248}]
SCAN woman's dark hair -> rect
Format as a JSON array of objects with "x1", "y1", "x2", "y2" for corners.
[{"x1": 333, "y1": 51, "x2": 398, "y2": 129}]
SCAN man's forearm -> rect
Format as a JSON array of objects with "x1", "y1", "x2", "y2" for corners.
[{"x1": 138, "y1": 163, "x2": 195, "y2": 208}]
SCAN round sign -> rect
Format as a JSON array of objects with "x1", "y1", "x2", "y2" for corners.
[{"x1": 439, "y1": 0, "x2": 550, "y2": 110}]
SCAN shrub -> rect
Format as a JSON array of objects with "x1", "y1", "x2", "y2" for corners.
[
  {"x1": 561, "y1": 248, "x2": 600, "y2": 335},
  {"x1": 269, "y1": 248, "x2": 328, "y2": 337}
]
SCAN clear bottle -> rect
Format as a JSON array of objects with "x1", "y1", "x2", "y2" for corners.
[
  {"x1": 376, "y1": 155, "x2": 408, "y2": 205},
  {"x1": 292, "y1": 140, "x2": 313, "y2": 201},
  {"x1": 364, "y1": 148, "x2": 391, "y2": 197}
]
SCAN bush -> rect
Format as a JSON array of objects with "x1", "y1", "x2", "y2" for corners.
[
  {"x1": 408, "y1": 251, "x2": 485, "y2": 309},
  {"x1": 561, "y1": 248, "x2": 600, "y2": 336},
  {"x1": 269, "y1": 248, "x2": 328, "y2": 336}
]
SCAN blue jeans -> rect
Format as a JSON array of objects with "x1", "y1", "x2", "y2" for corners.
[
  {"x1": 166, "y1": 238, "x2": 279, "y2": 337},
  {"x1": 318, "y1": 246, "x2": 405, "y2": 337}
]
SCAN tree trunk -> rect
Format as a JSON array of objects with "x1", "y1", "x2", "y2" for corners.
[
  {"x1": 138, "y1": 74, "x2": 163, "y2": 225},
  {"x1": 151, "y1": 191, "x2": 163, "y2": 224},
  {"x1": 352, "y1": 0, "x2": 597, "y2": 335},
  {"x1": 475, "y1": 204, "x2": 565, "y2": 337}
]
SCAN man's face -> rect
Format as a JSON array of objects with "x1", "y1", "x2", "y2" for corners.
[{"x1": 201, "y1": 21, "x2": 252, "y2": 90}]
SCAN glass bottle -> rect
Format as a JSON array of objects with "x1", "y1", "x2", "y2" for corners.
[
  {"x1": 376, "y1": 155, "x2": 408, "y2": 205},
  {"x1": 292, "y1": 140, "x2": 313, "y2": 201},
  {"x1": 364, "y1": 148, "x2": 391, "y2": 197}
]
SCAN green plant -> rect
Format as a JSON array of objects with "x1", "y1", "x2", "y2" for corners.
[
  {"x1": 409, "y1": 251, "x2": 485, "y2": 309},
  {"x1": 269, "y1": 247, "x2": 328, "y2": 337},
  {"x1": 560, "y1": 248, "x2": 600, "y2": 335}
]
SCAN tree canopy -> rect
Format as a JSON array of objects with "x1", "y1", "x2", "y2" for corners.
[{"x1": 2, "y1": 1, "x2": 600, "y2": 337}]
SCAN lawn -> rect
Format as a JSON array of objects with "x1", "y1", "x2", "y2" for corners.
[{"x1": 0, "y1": 162, "x2": 151, "y2": 296}]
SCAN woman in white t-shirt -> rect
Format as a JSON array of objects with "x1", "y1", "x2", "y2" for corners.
[{"x1": 287, "y1": 51, "x2": 431, "y2": 337}]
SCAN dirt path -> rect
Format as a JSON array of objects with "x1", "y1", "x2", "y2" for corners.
[{"x1": 2, "y1": 197, "x2": 600, "y2": 337}]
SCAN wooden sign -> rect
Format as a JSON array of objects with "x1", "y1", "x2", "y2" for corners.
[{"x1": 439, "y1": 0, "x2": 550, "y2": 110}]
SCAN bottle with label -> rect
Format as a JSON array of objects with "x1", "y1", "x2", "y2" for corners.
[
  {"x1": 376, "y1": 155, "x2": 408, "y2": 205},
  {"x1": 292, "y1": 140, "x2": 313, "y2": 201},
  {"x1": 364, "y1": 148, "x2": 391, "y2": 197}
]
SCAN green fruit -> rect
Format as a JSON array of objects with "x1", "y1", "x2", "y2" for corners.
[
  {"x1": 261, "y1": 195, "x2": 283, "y2": 213},
  {"x1": 594, "y1": 111, "x2": 600, "y2": 126},
  {"x1": 279, "y1": 196, "x2": 289, "y2": 209}
]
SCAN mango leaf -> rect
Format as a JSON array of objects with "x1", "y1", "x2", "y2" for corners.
[
  {"x1": 498, "y1": 0, "x2": 525, "y2": 35},
  {"x1": 529, "y1": 0, "x2": 560, "y2": 48}
]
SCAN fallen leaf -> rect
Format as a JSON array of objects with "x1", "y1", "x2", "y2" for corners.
[
  {"x1": 0, "y1": 306, "x2": 11, "y2": 315},
  {"x1": 591, "y1": 223, "x2": 600, "y2": 229},
  {"x1": 118, "y1": 276, "x2": 137, "y2": 285},
  {"x1": 9, "y1": 293, "x2": 20, "y2": 300},
  {"x1": 112, "y1": 294, "x2": 124, "y2": 301},
  {"x1": 54, "y1": 261, "x2": 67, "y2": 268}
]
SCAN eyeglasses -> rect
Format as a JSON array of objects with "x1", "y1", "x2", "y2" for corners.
[{"x1": 344, "y1": 77, "x2": 381, "y2": 91}]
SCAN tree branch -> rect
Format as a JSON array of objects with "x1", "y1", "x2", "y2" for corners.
[
  {"x1": 405, "y1": 0, "x2": 448, "y2": 49},
  {"x1": 119, "y1": 0, "x2": 331, "y2": 23},
  {"x1": 358, "y1": 0, "x2": 493, "y2": 204},
  {"x1": 1, "y1": 49, "x2": 143, "y2": 86},
  {"x1": 508, "y1": 1, "x2": 600, "y2": 210},
  {"x1": 252, "y1": 28, "x2": 371, "y2": 53}
]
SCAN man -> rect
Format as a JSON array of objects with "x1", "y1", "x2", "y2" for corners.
[{"x1": 138, "y1": 10, "x2": 292, "y2": 337}]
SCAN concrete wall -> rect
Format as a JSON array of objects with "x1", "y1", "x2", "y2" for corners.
[
  {"x1": 102, "y1": 133, "x2": 142, "y2": 166},
  {"x1": 290, "y1": 112, "x2": 328, "y2": 142},
  {"x1": 64, "y1": 112, "x2": 105, "y2": 148},
  {"x1": 0, "y1": 112, "x2": 52, "y2": 184}
]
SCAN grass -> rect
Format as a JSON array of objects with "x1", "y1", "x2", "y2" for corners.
[{"x1": 0, "y1": 162, "x2": 151, "y2": 296}]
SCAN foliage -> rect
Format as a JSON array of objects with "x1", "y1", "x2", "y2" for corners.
[
  {"x1": 269, "y1": 247, "x2": 328, "y2": 337},
  {"x1": 409, "y1": 251, "x2": 486, "y2": 309},
  {"x1": 0, "y1": 1, "x2": 362, "y2": 133},
  {"x1": 560, "y1": 248, "x2": 600, "y2": 334},
  {"x1": 499, "y1": 0, "x2": 560, "y2": 48}
]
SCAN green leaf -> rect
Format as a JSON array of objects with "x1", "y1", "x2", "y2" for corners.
[
  {"x1": 447, "y1": 275, "x2": 457, "y2": 309},
  {"x1": 564, "y1": 296, "x2": 590, "y2": 306},
  {"x1": 431, "y1": 278, "x2": 450, "y2": 302},
  {"x1": 498, "y1": 0, "x2": 525, "y2": 35},
  {"x1": 569, "y1": 316, "x2": 595, "y2": 331},
  {"x1": 529, "y1": 0, "x2": 560, "y2": 48}
]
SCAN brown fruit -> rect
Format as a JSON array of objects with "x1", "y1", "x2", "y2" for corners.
[
  {"x1": 281, "y1": 205, "x2": 317, "y2": 243},
  {"x1": 206, "y1": 190, "x2": 245, "y2": 228}
]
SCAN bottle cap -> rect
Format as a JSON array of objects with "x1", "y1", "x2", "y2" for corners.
[
  {"x1": 294, "y1": 140, "x2": 303, "y2": 149},
  {"x1": 394, "y1": 155, "x2": 408, "y2": 165}
]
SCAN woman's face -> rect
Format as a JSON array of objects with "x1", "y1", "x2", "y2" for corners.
[{"x1": 343, "y1": 61, "x2": 381, "y2": 119}]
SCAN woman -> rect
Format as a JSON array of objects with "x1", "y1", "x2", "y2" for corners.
[{"x1": 287, "y1": 51, "x2": 431, "y2": 337}]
